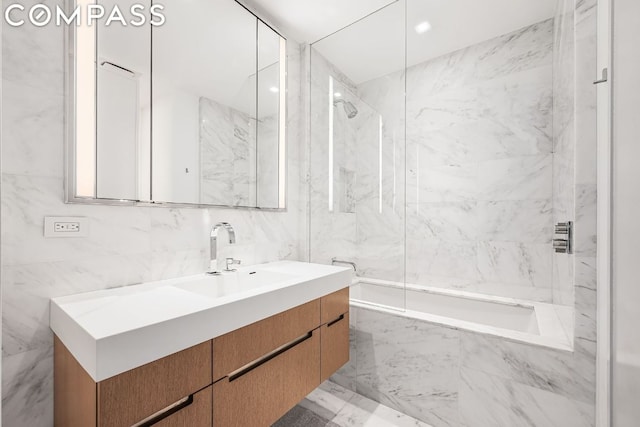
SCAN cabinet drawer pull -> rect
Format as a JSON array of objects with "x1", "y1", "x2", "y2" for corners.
[
  {"x1": 327, "y1": 314, "x2": 345, "y2": 328},
  {"x1": 229, "y1": 331, "x2": 313, "y2": 382},
  {"x1": 132, "y1": 394, "x2": 194, "y2": 427}
]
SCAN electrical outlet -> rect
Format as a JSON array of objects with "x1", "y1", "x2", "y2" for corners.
[
  {"x1": 54, "y1": 222, "x2": 80, "y2": 232},
  {"x1": 44, "y1": 217, "x2": 89, "y2": 238}
]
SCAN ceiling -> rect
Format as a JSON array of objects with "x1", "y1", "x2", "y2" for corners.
[
  {"x1": 241, "y1": 0, "x2": 397, "y2": 44},
  {"x1": 244, "y1": 0, "x2": 558, "y2": 84}
]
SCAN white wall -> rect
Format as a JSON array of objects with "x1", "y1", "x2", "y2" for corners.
[
  {"x1": 96, "y1": 64, "x2": 140, "y2": 200},
  {"x1": 611, "y1": 0, "x2": 640, "y2": 425},
  {"x1": 596, "y1": 0, "x2": 611, "y2": 425},
  {"x1": 151, "y1": 83, "x2": 201, "y2": 204}
]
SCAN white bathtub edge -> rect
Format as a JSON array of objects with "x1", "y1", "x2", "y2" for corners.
[{"x1": 349, "y1": 298, "x2": 574, "y2": 353}]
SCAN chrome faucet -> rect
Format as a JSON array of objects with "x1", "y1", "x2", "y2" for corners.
[{"x1": 210, "y1": 222, "x2": 236, "y2": 272}]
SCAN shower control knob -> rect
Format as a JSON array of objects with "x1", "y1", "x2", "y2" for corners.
[
  {"x1": 553, "y1": 221, "x2": 573, "y2": 254},
  {"x1": 555, "y1": 222, "x2": 571, "y2": 234},
  {"x1": 553, "y1": 239, "x2": 570, "y2": 253}
]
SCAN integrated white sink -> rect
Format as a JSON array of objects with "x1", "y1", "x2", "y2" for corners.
[
  {"x1": 50, "y1": 261, "x2": 351, "y2": 382},
  {"x1": 174, "y1": 269, "x2": 298, "y2": 299}
]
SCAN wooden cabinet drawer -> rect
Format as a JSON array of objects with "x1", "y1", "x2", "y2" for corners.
[
  {"x1": 154, "y1": 385, "x2": 211, "y2": 427},
  {"x1": 97, "y1": 341, "x2": 211, "y2": 427},
  {"x1": 213, "y1": 329, "x2": 320, "y2": 427},
  {"x1": 321, "y1": 287, "x2": 349, "y2": 325},
  {"x1": 54, "y1": 336, "x2": 97, "y2": 427},
  {"x1": 321, "y1": 311, "x2": 350, "y2": 382},
  {"x1": 212, "y1": 299, "x2": 320, "y2": 380}
]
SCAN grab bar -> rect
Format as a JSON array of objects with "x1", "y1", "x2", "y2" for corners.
[{"x1": 331, "y1": 258, "x2": 357, "y2": 273}]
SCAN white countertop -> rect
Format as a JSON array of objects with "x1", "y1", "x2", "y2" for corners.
[{"x1": 50, "y1": 261, "x2": 351, "y2": 382}]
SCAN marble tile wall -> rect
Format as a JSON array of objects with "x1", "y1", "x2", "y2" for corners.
[
  {"x1": 311, "y1": 20, "x2": 560, "y2": 302},
  {"x1": 359, "y1": 20, "x2": 556, "y2": 302},
  {"x1": 200, "y1": 97, "x2": 280, "y2": 208},
  {"x1": 0, "y1": 1, "x2": 308, "y2": 424},
  {"x1": 330, "y1": 1, "x2": 599, "y2": 426},
  {"x1": 309, "y1": 49, "x2": 406, "y2": 286},
  {"x1": 308, "y1": 50, "x2": 359, "y2": 268},
  {"x1": 553, "y1": 0, "x2": 577, "y2": 308},
  {"x1": 200, "y1": 96, "x2": 257, "y2": 206},
  {"x1": 356, "y1": 71, "x2": 406, "y2": 284},
  {"x1": 336, "y1": 301, "x2": 596, "y2": 427}
]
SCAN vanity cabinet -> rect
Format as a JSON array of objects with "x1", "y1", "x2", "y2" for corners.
[
  {"x1": 212, "y1": 330, "x2": 320, "y2": 426},
  {"x1": 97, "y1": 341, "x2": 211, "y2": 426},
  {"x1": 54, "y1": 338, "x2": 212, "y2": 427},
  {"x1": 54, "y1": 287, "x2": 349, "y2": 427},
  {"x1": 320, "y1": 288, "x2": 350, "y2": 382},
  {"x1": 212, "y1": 299, "x2": 320, "y2": 381}
]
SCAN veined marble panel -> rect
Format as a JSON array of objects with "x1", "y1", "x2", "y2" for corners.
[
  {"x1": 406, "y1": 152, "x2": 477, "y2": 204},
  {"x1": 355, "y1": 307, "x2": 459, "y2": 427},
  {"x1": 574, "y1": 183, "x2": 597, "y2": 257},
  {"x1": 476, "y1": 241, "x2": 552, "y2": 291},
  {"x1": 408, "y1": 202, "x2": 478, "y2": 242},
  {"x1": 2, "y1": 39, "x2": 307, "y2": 427},
  {"x1": 406, "y1": 238, "x2": 478, "y2": 283},
  {"x1": 460, "y1": 332, "x2": 595, "y2": 404},
  {"x1": 477, "y1": 155, "x2": 552, "y2": 202},
  {"x1": 404, "y1": 19, "x2": 553, "y2": 97},
  {"x1": 406, "y1": 68, "x2": 553, "y2": 164},
  {"x1": 308, "y1": 3, "x2": 598, "y2": 427},
  {"x1": 476, "y1": 200, "x2": 553, "y2": 244},
  {"x1": 459, "y1": 367, "x2": 594, "y2": 427},
  {"x1": 200, "y1": 96, "x2": 257, "y2": 206},
  {"x1": 330, "y1": 391, "x2": 434, "y2": 427},
  {"x1": 574, "y1": 256, "x2": 597, "y2": 344},
  {"x1": 2, "y1": 254, "x2": 151, "y2": 358},
  {"x1": 297, "y1": 381, "x2": 432, "y2": 427},
  {"x1": 2, "y1": 0, "x2": 65, "y2": 95},
  {"x1": 1, "y1": 81, "x2": 64, "y2": 178},
  {"x1": 552, "y1": 0, "x2": 577, "y2": 307},
  {"x1": 2, "y1": 346, "x2": 54, "y2": 427},
  {"x1": 1, "y1": 174, "x2": 152, "y2": 266}
]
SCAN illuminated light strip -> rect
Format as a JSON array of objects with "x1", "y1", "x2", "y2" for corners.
[
  {"x1": 379, "y1": 115, "x2": 383, "y2": 214},
  {"x1": 75, "y1": 0, "x2": 96, "y2": 197},
  {"x1": 416, "y1": 144, "x2": 420, "y2": 214},
  {"x1": 393, "y1": 130, "x2": 397, "y2": 212},
  {"x1": 278, "y1": 37, "x2": 286, "y2": 208},
  {"x1": 329, "y1": 76, "x2": 334, "y2": 212}
]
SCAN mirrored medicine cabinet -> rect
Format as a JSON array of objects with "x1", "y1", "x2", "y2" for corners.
[{"x1": 65, "y1": 0, "x2": 287, "y2": 209}]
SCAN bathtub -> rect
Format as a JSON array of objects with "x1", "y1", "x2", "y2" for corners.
[{"x1": 350, "y1": 278, "x2": 573, "y2": 350}]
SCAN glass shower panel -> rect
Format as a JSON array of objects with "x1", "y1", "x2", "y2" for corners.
[
  {"x1": 309, "y1": 1, "x2": 407, "y2": 310},
  {"x1": 404, "y1": 0, "x2": 556, "y2": 302}
]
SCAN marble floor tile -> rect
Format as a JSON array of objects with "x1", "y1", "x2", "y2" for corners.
[
  {"x1": 330, "y1": 392, "x2": 434, "y2": 427},
  {"x1": 459, "y1": 367, "x2": 594, "y2": 427},
  {"x1": 276, "y1": 381, "x2": 432, "y2": 427}
]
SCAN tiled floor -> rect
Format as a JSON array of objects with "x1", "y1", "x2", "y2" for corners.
[{"x1": 273, "y1": 381, "x2": 432, "y2": 427}]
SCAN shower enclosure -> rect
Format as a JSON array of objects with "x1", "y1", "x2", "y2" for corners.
[
  {"x1": 308, "y1": 0, "x2": 599, "y2": 426},
  {"x1": 310, "y1": 1, "x2": 407, "y2": 309}
]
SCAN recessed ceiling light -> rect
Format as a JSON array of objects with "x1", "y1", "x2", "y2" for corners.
[
  {"x1": 269, "y1": 86, "x2": 279, "y2": 93},
  {"x1": 415, "y1": 21, "x2": 431, "y2": 34},
  {"x1": 334, "y1": 92, "x2": 342, "y2": 98}
]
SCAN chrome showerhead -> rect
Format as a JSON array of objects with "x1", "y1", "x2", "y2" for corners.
[{"x1": 334, "y1": 99, "x2": 358, "y2": 119}]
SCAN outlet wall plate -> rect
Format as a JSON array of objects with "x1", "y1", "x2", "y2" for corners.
[{"x1": 44, "y1": 217, "x2": 89, "y2": 238}]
